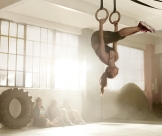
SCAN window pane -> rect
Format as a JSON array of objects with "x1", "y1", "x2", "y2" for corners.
[
  {"x1": 9, "y1": 38, "x2": 16, "y2": 54},
  {"x1": 8, "y1": 54, "x2": 16, "y2": 70},
  {"x1": 17, "y1": 55, "x2": 23, "y2": 71},
  {"x1": 48, "y1": 44, "x2": 52, "y2": 58},
  {"x1": 55, "y1": 32, "x2": 61, "y2": 44},
  {"x1": 18, "y1": 24, "x2": 24, "y2": 38},
  {"x1": 1, "y1": 21, "x2": 9, "y2": 35},
  {"x1": 54, "y1": 59, "x2": 62, "y2": 89},
  {"x1": 26, "y1": 56, "x2": 32, "y2": 72},
  {"x1": 0, "y1": 54, "x2": 7, "y2": 70},
  {"x1": 33, "y1": 73, "x2": 39, "y2": 88},
  {"x1": 47, "y1": 59, "x2": 51, "y2": 73},
  {"x1": 73, "y1": 76, "x2": 79, "y2": 89},
  {"x1": 27, "y1": 25, "x2": 40, "y2": 41},
  {"x1": 68, "y1": 47, "x2": 78, "y2": 58},
  {"x1": 61, "y1": 45, "x2": 68, "y2": 58},
  {"x1": 68, "y1": 34, "x2": 78, "y2": 47},
  {"x1": 0, "y1": 70, "x2": 7, "y2": 85},
  {"x1": 26, "y1": 40, "x2": 33, "y2": 56},
  {"x1": 33, "y1": 42, "x2": 40, "y2": 57},
  {"x1": 41, "y1": 43, "x2": 47, "y2": 57},
  {"x1": 55, "y1": 44, "x2": 62, "y2": 57},
  {"x1": 40, "y1": 58, "x2": 46, "y2": 72},
  {"x1": 48, "y1": 30, "x2": 53, "y2": 43},
  {"x1": 17, "y1": 39, "x2": 24, "y2": 55},
  {"x1": 16, "y1": 72, "x2": 23, "y2": 86},
  {"x1": 8, "y1": 71, "x2": 15, "y2": 86},
  {"x1": 33, "y1": 57, "x2": 39, "y2": 72},
  {"x1": 10, "y1": 22, "x2": 17, "y2": 37},
  {"x1": 0, "y1": 36, "x2": 8, "y2": 53},
  {"x1": 41, "y1": 28, "x2": 47, "y2": 42},
  {"x1": 47, "y1": 74, "x2": 50, "y2": 88},
  {"x1": 40, "y1": 73, "x2": 46, "y2": 88},
  {"x1": 62, "y1": 33, "x2": 67, "y2": 45},
  {"x1": 25, "y1": 73, "x2": 32, "y2": 87}
]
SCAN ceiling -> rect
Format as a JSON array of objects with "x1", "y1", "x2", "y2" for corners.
[{"x1": 0, "y1": 0, "x2": 162, "y2": 43}]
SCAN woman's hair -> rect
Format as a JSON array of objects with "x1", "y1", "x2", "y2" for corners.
[
  {"x1": 36, "y1": 97, "x2": 42, "y2": 103},
  {"x1": 99, "y1": 67, "x2": 113, "y2": 95},
  {"x1": 99, "y1": 72, "x2": 107, "y2": 95}
]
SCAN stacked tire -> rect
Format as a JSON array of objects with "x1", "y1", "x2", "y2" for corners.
[{"x1": 0, "y1": 88, "x2": 34, "y2": 129}]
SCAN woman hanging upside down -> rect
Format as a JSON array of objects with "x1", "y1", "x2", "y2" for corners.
[{"x1": 91, "y1": 19, "x2": 155, "y2": 95}]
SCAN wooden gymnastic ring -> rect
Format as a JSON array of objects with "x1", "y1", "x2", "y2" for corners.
[
  {"x1": 109, "y1": 11, "x2": 121, "y2": 24},
  {"x1": 95, "y1": 8, "x2": 109, "y2": 22}
]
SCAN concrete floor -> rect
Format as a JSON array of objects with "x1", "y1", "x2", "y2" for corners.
[{"x1": 1, "y1": 121, "x2": 162, "y2": 136}]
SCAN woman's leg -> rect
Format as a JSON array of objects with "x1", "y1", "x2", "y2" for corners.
[
  {"x1": 46, "y1": 119, "x2": 58, "y2": 127},
  {"x1": 118, "y1": 21, "x2": 155, "y2": 37},
  {"x1": 118, "y1": 26, "x2": 140, "y2": 37},
  {"x1": 74, "y1": 110, "x2": 84, "y2": 122},
  {"x1": 59, "y1": 109, "x2": 65, "y2": 123},
  {"x1": 70, "y1": 110, "x2": 83, "y2": 124},
  {"x1": 62, "y1": 109, "x2": 74, "y2": 125},
  {"x1": 63, "y1": 110, "x2": 72, "y2": 123},
  {"x1": 51, "y1": 118, "x2": 60, "y2": 127}
]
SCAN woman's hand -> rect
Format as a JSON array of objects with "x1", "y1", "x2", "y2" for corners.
[
  {"x1": 114, "y1": 21, "x2": 118, "y2": 27},
  {"x1": 99, "y1": 19, "x2": 106, "y2": 25},
  {"x1": 109, "y1": 50, "x2": 116, "y2": 59}
]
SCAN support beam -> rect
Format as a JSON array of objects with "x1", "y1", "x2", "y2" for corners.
[{"x1": 0, "y1": 0, "x2": 21, "y2": 9}]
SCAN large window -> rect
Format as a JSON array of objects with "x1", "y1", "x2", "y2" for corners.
[
  {"x1": 107, "y1": 45, "x2": 145, "y2": 91},
  {"x1": 54, "y1": 32, "x2": 79, "y2": 89},
  {"x1": 0, "y1": 20, "x2": 80, "y2": 89},
  {"x1": 25, "y1": 26, "x2": 53, "y2": 88},
  {"x1": 0, "y1": 21, "x2": 25, "y2": 86}
]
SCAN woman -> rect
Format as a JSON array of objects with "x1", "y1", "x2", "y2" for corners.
[
  {"x1": 33, "y1": 97, "x2": 59, "y2": 127},
  {"x1": 91, "y1": 20, "x2": 155, "y2": 95},
  {"x1": 62, "y1": 99, "x2": 85, "y2": 125},
  {"x1": 48, "y1": 99, "x2": 74, "y2": 126}
]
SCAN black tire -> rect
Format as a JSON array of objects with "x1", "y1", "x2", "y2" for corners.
[{"x1": 0, "y1": 88, "x2": 34, "y2": 129}]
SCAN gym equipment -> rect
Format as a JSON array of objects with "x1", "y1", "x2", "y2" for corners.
[
  {"x1": 95, "y1": 0, "x2": 109, "y2": 22},
  {"x1": 109, "y1": 0, "x2": 121, "y2": 24},
  {"x1": 0, "y1": 88, "x2": 34, "y2": 129}
]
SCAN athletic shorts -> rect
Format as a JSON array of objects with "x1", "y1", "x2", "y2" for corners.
[{"x1": 91, "y1": 31, "x2": 125, "y2": 45}]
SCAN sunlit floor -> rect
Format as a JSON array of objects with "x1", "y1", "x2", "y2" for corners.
[{"x1": 1, "y1": 121, "x2": 162, "y2": 136}]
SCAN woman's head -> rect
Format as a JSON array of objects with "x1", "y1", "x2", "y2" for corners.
[
  {"x1": 99, "y1": 67, "x2": 119, "y2": 95},
  {"x1": 64, "y1": 99, "x2": 70, "y2": 105},
  {"x1": 99, "y1": 72, "x2": 107, "y2": 95},
  {"x1": 105, "y1": 66, "x2": 119, "y2": 78},
  {"x1": 36, "y1": 97, "x2": 42, "y2": 107},
  {"x1": 52, "y1": 99, "x2": 58, "y2": 107}
]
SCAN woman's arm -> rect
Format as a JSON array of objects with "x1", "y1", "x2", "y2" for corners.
[
  {"x1": 98, "y1": 19, "x2": 109, "y2": 64},
  {"x1": 34, "y1": 108, "x2": 40, "y2": 120},
  {"x1": 113, "y1": 22, "x2": 119, "y2": 62},
  {"x1": 99, "y1": 20, "x2": 105, "y2": 45}
]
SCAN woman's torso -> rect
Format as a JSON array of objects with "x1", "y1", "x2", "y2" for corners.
[
  {"x1": 91, "y1": 31, "x2": 117, "y2": 65},
  {"x1": 39, "y1": 107, "x2": 46, "y2": 118}
]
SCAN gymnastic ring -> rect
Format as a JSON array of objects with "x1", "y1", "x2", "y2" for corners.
[
  {"x1": 109, "y1": 11, "x2": 121, "y2": 24},
  {"x1": 95, "y1": 8, "x2": 109, "y2": 22}
]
